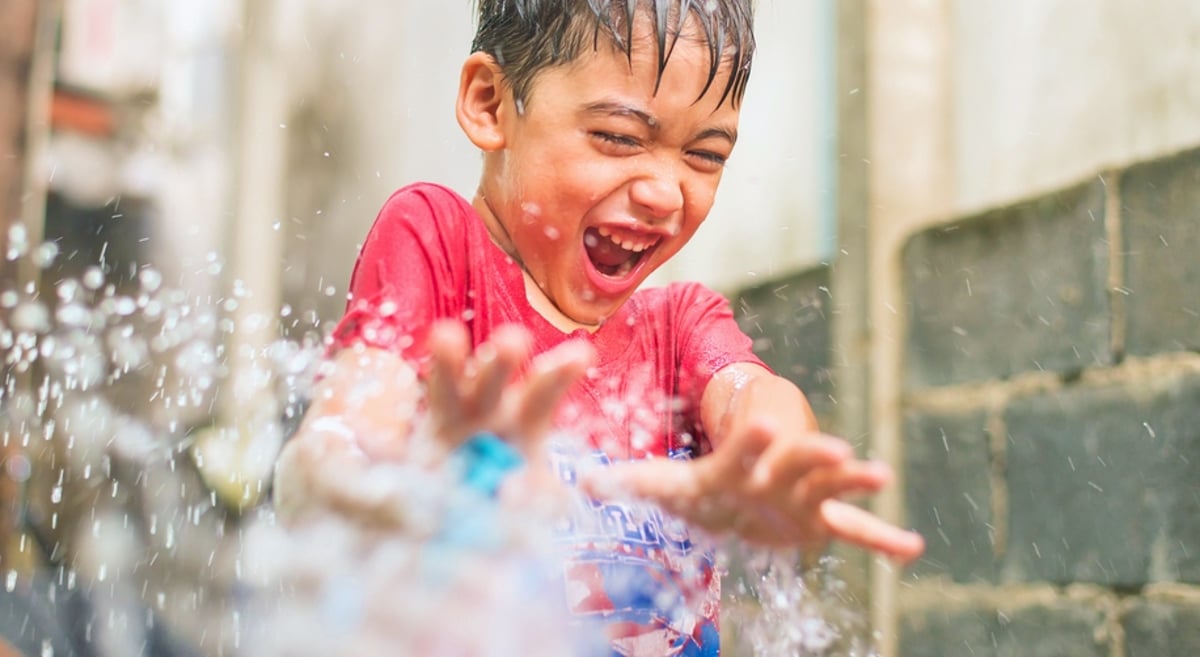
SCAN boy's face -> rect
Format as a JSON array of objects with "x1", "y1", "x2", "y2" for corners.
[{"x1": 472, "y1": 18, "x2": 742, "y2": 327}]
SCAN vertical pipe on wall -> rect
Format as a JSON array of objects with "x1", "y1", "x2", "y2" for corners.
[
  {"x1": 16, "y1": 0, "x2": 60, "y2": 274},
  {"x1": 829, "y1": 0, "x2": 875, "y2": 620},
  {"x1": 2, "y1": 0, "x2": 61, "y2": 575},
  {"x1": 865, "y1": 1, "x2": 957, "y2": 654},
  {"x1": 196, "y1": 0, "x2": 290, "y2": 509}
]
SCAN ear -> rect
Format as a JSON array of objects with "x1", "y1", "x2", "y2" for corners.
[{"x1": 456, "y1": 52, "x2": 508, "y2": 152}]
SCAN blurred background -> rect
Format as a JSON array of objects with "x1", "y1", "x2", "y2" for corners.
[{"x1": 0, "y1": 0, "x2": 1197, "y2": 656}]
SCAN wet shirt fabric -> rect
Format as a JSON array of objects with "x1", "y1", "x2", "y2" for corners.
[{"x1": 331, "y1": 182, "x2": 767, "y2": 656}]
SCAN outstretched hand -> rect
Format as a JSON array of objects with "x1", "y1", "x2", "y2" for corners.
[
  {"x1": 580, "y1": 366, "x2": 924, "y2": 564},
  {"x1": 583, "y1": 422, "x2": 923, "y2": 562},
  {"x1": 425, "y1": 320, "x2": 594, "y2": 458}
]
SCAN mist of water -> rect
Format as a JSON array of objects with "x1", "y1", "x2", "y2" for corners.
[{"x1": 0, "y1": 227, "x2": 878, "y2": 657}]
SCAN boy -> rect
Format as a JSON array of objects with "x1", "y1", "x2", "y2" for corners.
[{"x1": 275, "y1": 1, "x2": 924, "y2": 654}]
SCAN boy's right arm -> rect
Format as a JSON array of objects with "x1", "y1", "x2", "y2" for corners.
[{"x1": 273, "y1": 323, "x2": 594, "y2": 528}]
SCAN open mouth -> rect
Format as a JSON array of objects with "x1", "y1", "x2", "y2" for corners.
[{"x1": 583, "y1": 226, "x2": 659, "y2": 278}]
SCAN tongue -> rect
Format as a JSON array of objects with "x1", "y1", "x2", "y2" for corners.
[{"x1": 585, "y1": 227, "x2": 634, "y2": 271}]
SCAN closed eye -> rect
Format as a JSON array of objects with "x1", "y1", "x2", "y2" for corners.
[
  {"x1": 591, "y1": 131, "x2": 642, "y2": 149},
  {"x1": 689, "y1": 151, "x2": 728, "y2": 167},
  {"x1": 687, "y1": 150, "x2": 728, "y2": 173}
]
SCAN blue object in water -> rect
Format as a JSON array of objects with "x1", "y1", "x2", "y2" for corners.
[
  {"x1": 452, "y1": 432, "x2": 525, "y2": 499},
  {"x1": 431, "y1": 433, "x2": 526, "y2": 551}
]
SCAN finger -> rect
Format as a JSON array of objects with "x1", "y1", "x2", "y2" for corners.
[
  {"x1": 716, "y1": 419, "x2": 775, "y2": 480},
  {"x1": 427, "y1": 320, "x2": 470, "y2": 386},
  {"x1": 464, "y1": 325, "x2": 531, "y2": 419},
  {"x1": 820, "y1": 499, "x2": 926, "y2": 564},
  {"x1": 749, "y1": 432, "x2": 852, "y2": 491},
  {"x1": 512, "y1": 339, "x2": 595, "y2": 446},
  {"x1": 792, "y1": 460, "x2": 892, "y2": 508},
  {"x1": 426, "y1": 321, "x2": 472, "y2": 439}
]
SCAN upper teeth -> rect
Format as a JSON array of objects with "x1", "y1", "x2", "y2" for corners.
[{"x1": 597, "y1": 226, "x2": 658, "y2": 253}]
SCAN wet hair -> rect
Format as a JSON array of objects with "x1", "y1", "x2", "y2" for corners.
[{"x1": 472, "y1": 0, "x2": 755, "y2": 108}]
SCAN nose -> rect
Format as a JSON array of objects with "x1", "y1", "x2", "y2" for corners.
[{"x1": 629, "y1": 168, "x2": 684, "y2": 224}]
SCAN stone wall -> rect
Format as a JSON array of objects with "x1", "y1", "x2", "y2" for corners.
[
  {"x1": 734, "y1": 264, "x2": 836, "y2": 431},
  {"x1": 899, "y1": 146, "x2": 1199, "y2": 656},
  {"x1": 734, "y1": 145, "x2": 1200, "y2": 655}
]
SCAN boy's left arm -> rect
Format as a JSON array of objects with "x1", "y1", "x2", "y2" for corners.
[{"x1": 590, "y1": 362, "x2": 924, "y2": 563}]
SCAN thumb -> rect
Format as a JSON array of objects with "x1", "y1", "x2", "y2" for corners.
[{"x1": 579, "y1": 457, "x2": 700, "y2": 506}]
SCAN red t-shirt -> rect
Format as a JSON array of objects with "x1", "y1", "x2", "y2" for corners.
[
  {"x1": 330, "y1": 182, "x2": 766, "y2": 655},
  {"x1": 331, "y1": 182, "x2": 765, "y2": 461}
]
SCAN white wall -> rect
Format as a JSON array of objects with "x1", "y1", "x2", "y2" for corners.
[
  {"x1": 954, "y1": 0, "x2": 1200, "y2": 215},
  {"x1": 880, "y1": 0, "x2": 1200, "y2": 239}
]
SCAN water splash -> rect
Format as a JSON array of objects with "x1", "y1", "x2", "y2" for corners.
[
  {"x1": 0, "y1": 231, "x2": 881, "y2": 657},
  {"x1": 724, "y1": 550, "x2": 880, "y2": 657},
  {"x1": 239, "y1": 468, "x2": 590, "y2": 657}
]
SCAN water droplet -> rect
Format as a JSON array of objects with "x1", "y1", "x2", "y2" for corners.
[
  {"x1": 56, "y1": 278, "x2": 80, "y2": 302},
  {"x1": 83, "y1": 267, "x2": 105, "y2": 290},
  {"x1": 33, "y1": 241, "x2": 59, "y2": 268},
  {"x1": 6, "y1": 224, "x2": 28, "y2": 260},
  {"x1": 112, "y1": 296, "x2": 137, "y2": 316},
  {"x1": 138, "y1": 268, "x2": 162, "y2": 291},
  {"x1": 12, "y1": 302, "x2": 50, "y2": 333}
]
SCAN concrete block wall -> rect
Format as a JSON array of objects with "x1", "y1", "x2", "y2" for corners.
[
  {"x1": 734, "y1": 264, "x2": 837, "y2": 431},
  {"x1": 732, "y1": 145, "x2": 1199, "y2": 655},
  {"x1": 898, "y1": 146, "x2": 1200, "y2": 656}
]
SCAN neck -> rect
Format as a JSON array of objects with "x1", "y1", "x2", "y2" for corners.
[
  {"x1": 473, "y1": 189, "x2": 600, "y2": 335},
  {"x1": 521, "y1": 271, "x2": 599, "y2": 334}
]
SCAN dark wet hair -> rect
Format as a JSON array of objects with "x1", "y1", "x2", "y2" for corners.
[{"x1": 472, "y1": 0, "x2": 755, "y2": 108}]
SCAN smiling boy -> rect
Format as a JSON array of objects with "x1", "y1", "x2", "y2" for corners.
[{"x1": 275, "y1": 1, "x2": 923, "y2": 655}]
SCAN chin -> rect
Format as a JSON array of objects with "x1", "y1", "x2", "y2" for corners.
[{"x1": 562, "y1": 299, "x2": 623, "y2": 328}]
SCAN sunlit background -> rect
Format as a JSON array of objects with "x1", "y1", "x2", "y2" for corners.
[{"x1": 0, "y1": 1, "x2": 1198, "y2": 656}]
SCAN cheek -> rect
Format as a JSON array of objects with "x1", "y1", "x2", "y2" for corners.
[
  {"x1": 515, "y1": 216, "x2": 576, "y2": 271},
  {"x1": 682, "y1": 182, "x2": 718, "y2": 227},
  {"x1": 553, "y1": 138, "x2": 635, "y2": 193}
]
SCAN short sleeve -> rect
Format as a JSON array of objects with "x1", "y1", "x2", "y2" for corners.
[
  {"x1": 329, "y1": 184, "x2": 469, "y2": 362},
  {"x1": 670, "y1": 281, "x2": 769, "y2": 408}
]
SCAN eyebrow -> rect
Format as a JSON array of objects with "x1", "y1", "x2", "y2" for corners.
[{"x1": 580, "y1": 100, "x2": 738, "y2": 145}]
